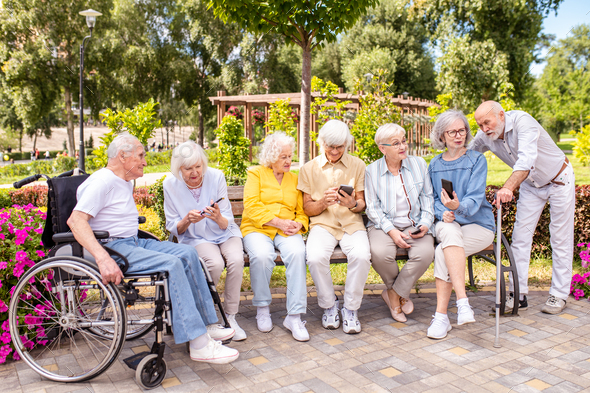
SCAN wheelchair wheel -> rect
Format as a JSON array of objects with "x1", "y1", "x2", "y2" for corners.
[
  {"x1": 86, "y1": 287, "x2": 155, "y2": 341},
  {"x1": 9, "y1": 257, "x2": 127, "y2": 383},
  {"x1": 136, "y1": 354, "x2": 167, "y2": 390}
]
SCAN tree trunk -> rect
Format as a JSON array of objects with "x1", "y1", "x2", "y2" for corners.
[
  {"x1": 64, "y1": 87, "x2": 75, "y2": 156},
  {"x1": 299, "y1": 44, "x2": 312, "y2": 164},
  {"x1": 198, "y1": 103, "x2": 204, "y2": 145},
  {"x1": 33, "y1": 132, "x2": 37, "y2": 151}
]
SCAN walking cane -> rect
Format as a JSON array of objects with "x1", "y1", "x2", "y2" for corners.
[{"x1": 494, "y1": 200, "x2": 502, "y2": 348}]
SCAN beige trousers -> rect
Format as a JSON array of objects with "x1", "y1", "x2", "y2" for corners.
[
  {"x1": 306, "y1": 225, "x2": 371, "y2": 311},
  {"x1": 195, "y1": 236, "x2": 244, "y2": 315},
  {"x1": 434, "y1": 221, "x2": 495, "y2": 283},
  {"x1": 368, "y1": 226, "x2": 434, "y2": 299}
]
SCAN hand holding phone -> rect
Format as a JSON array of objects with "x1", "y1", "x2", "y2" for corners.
[
  {"x1": 411, "y1": 225, "x2": 422, "y2": 235},
  {"x1": 338, "y1": 184, "x2": 354, "y2": 196},
  {"x1": 201, "y1": 197, "x2": 224, "y2": 216},
  {"x1": 441, "y1": 179, "x2": 454, "y2": 200}
]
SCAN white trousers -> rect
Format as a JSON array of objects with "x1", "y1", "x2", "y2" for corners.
[
  {"x1": 509, "y1": 164, "x2": 575, "y2": 300},
  {"x1": 306, "y1": 226, "x2": 371, "y2": 311}
]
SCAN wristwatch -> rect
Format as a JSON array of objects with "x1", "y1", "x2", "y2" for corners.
[{"x1": 350, "y1": 200, "x2": 358, "y2": 211}]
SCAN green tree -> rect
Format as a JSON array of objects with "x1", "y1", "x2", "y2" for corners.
[
  {"x1": 350, "y1": 70, "x2": 406, "y2": 164},
  {"x1": 209, "y1": 0, "x2": 378, "y2": 164},
  {"x1": 0, "y1": 0, "x2": 113, "y2": 156},
  {"x1": 411, "y1": 0, "x2": 563, "y2": 102},
  {"x1": 436, "y1": 36, "x2": 510, "y2": 111},
  {"x1": 310, "y1": 76, "x2": 351, "y2": 137},
  {"x1": 217, "y1": 115, "x2": 250, "y2": 185},
  {"x1": 536, "y1": 25, "x2": 590, "y2": 138},
  {"x1": 339, "y1": 0, "x2": 437, "y2": 99}
]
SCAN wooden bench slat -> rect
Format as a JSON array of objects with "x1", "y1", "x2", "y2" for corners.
[
  {"x1": 231, "y1": 201, "x2": 244, "y2": 216},
  {"x1": 227, "y1": 186, "x2": 245, "y2": 200}
]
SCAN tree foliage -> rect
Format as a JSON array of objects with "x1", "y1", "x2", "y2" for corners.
[
  {"x1": 216, "y1": 115, "x2": 250, "y2": 185},
  {"x1": 265, "y1": 99, "x2": 298, "y2": 138}
]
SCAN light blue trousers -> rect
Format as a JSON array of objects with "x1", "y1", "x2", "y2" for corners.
[
  {"x1": 243, "y1": 232, "x2": 307, "y2": 315},
  {"x1": 107, "y1": 237, "x2": 218, "y2": 344}
]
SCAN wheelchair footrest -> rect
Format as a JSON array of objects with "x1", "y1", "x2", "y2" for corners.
[{"x1": 123, "y1": 352, "x2": 150, "y2": 371}]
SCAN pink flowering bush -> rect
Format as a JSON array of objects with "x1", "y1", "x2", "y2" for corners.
[
  {"x1": 0, "y1": 204, "x2": 50, "y2": 363},
  {"x1": 570, "y1": 243, "x2": 590, "y2": 301}
]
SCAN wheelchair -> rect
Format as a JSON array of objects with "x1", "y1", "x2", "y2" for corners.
[{"x1": 8, "y1": 170, "x2": 230, "y2": 389}]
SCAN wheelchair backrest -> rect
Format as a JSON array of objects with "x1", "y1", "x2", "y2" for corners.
[{"x1": 41, "y1": 171, "x2": 90, "y2": 249}]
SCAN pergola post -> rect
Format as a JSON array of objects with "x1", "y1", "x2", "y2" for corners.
[{"x1": 245, "y1": 102, "x2": 253, "y2": 161}]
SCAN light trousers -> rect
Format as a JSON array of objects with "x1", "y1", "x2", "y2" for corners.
[
  {"x1": 509, "y1": 164, "x2": 575, "y2": 300},
  {"x1": 108, "y1": 237, "x2": 217, "y2": 344},
  {"x1": 195, "y1": 236, "x2": 244, "y2": 315},
  {"x1": 368, "y1": 226, "x2": 434, "y2": 298},
  {"x1": 306, "y1": 225, "x2": 371, "y2": 311},
  {"x1": 434, "y1": 221, "x2": 495, "y2": 282},
  {"x1": 242, "y1": 232, "x2": 307, "y2": 315}
]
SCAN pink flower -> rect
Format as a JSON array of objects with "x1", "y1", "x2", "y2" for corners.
[
  {"x1": 1, "y1": 321, "x2": 9, "y2": 331},
  {"x1": 35, "y1": 250, "x2": 45, "y2": 258},
  {"x1": 0, "y1": 261, "x2": 7, "y2": 269},
  {"x1": 0, "y1": 300, "x2": 7, "y2": 313},
  {"x1": 9, "y1": 286, "x2": 16, "y2": 297},
  {"x1": 0, "y1": 233, "x2": 4, "y2": 240},
  {"x1": 12, "y1": 351, "x2": 19, "y2": 361},
  {"x1": 0, "y1": 344, "x2": 12, "y2": 357},
  {"x1": 7, "y1": 223, "x2": 14, "y2": 234},
  {"x1": 24, "y1": 314, "x2": 40, "y2": 328},
  {"x1": 15, "y1": 250, "x2": 28, "y2": 262},
  {"x1": 0, "y1": 332, "x2": 10, "y2": 344},
  {"x1": 574, "y1": 288, "x2": 585, "y2": 300},
  {"x1": 0, "y1": 355, "x2": 5, "y2": 364}
]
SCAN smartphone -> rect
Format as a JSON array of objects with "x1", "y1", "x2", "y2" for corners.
[
  {"x1": 338, "y1": 184, "x2": 354, "y2": 196},
  {"x1": 441, "y1": 179, "x2": 455, "y2": 199},
  {"x1": 201, "y1": 197, "x2": 224, "y2": 216},
  {"x1": 411, "y1": 225, "x2": 422, "y2": 235}
]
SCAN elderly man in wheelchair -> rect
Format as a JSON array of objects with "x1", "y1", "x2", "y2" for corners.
[{"x1": 67, "y1": 133, "x2": 239, "y2": 362}]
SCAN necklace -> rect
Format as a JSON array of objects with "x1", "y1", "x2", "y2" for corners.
[{"x1": 186, "y1": 176, "x2": 203, "y2": 189}]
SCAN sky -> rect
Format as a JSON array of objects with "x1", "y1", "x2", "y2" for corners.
[{"x1": 531, "y1": 0, "x2": 590, "y2": 75}]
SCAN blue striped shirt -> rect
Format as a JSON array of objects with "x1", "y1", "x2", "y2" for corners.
[{"x1": 365, "y1": 155, "x2": 435, "y2": 234}]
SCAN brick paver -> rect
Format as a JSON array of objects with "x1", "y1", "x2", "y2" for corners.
[{"x1": 2, "y1": 286, "x2": 590, "y2": 392}]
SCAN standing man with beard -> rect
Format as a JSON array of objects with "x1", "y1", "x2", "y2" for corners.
[{"x1": 470, "y1": 101, "x2": 575, "y2": 314}]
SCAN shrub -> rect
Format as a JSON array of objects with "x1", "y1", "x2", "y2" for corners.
[
  {"x1": 148, "y1": 176, "x2": 168, "y2": 238},
  {"x1": 138, "y1": 205, "x2": 166, "y2": 240},
  {"x1": 10, "y1": 186, "x2": 48, "y2": 208},
  {"x1": 0, "y1": 190, "x2": 11, "y2": 209},
  {"x1": 265, "y1": 99, "x2": 298, "y2": 138},
  {"x1": 0, "y1": 204, "x2": 50, "y2": 363},
  {"x1": 134, "y1": 187, "x2": 155, "y2": 208},
  {"x1": 145, "y1": 150, "x2": 172, "y2": 167},
  {"x1": 570, "y1": 243, "x2": 590, "y2": 300},
  {"x1": 217, "y1": 116, "x2": 250, "y2": 185}
]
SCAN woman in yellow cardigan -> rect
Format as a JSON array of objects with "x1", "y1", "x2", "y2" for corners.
[{"x1": 241, "y1": 132, "x2": 309, "y2": 341}]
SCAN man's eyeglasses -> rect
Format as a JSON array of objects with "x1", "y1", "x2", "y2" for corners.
[
  {"x1": 445, "y1": 128, "x2": 468, "y2": 138},
  {"x1": 326, "y1": 144, "x2": 346, "y2": 152},
  {"x1": 380, "y1": 139, "x2": 407, "y2": 150}
]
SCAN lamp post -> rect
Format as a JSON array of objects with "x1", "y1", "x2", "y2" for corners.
[{"x1": 78, "y1": 9, "x2": 102, "y2": 171}]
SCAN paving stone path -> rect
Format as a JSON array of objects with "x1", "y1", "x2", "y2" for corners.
[{"x1": 3, "y1": 286, "x2": 590, "y2": 393}]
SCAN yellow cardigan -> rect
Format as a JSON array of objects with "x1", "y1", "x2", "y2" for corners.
[{"x1": 240, "y1": 166, "x2": 309, "y2": 239}]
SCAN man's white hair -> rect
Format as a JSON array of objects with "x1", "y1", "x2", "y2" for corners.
[
  {"x1": 171, "y1": 141, "x2": 208, "y2": 181},
  {"x1": 317, "y1": 119, "x2": 353, "y2": 153},
  {"x1": 107, "y1": 134, "x2": 141, "y2": 161},
  {"x1": 259, "y1": 132, "x2": 295, "y2": 167}
]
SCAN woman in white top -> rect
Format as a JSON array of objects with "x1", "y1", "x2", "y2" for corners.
[
  {"x1": 163, "y1": 141, "x2": 246, "y2": 340},
  {"x1": 365, "y1": 123, "x2": 435, "y2": 323}
]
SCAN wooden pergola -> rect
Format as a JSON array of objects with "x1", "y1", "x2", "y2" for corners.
[{"x1": 209, "y1": 90, "x2": 438, "y2": 160}]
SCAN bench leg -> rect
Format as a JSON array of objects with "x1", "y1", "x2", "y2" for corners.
[{"x1": 468, "y1": 256, "x2": 475, "y2": 288}]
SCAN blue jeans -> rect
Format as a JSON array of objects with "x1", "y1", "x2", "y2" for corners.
[
  {"x1": 243, "y1": 232, "x2": 307, "y2": 314},
  {"x1": 107, "y1": 237, "x2": 218, "y2": 344}
]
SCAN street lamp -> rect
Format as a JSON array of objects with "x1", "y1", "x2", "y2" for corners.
[{"x1": 78, "y1": 9, "x2": 102, "y2": 171}]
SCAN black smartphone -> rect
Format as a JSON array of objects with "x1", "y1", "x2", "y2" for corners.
[
  {"x1": 441, "y1": 179, "x2": 455, "y2": 199},
  {"x1": 338, "y1": 184, "x2": 354, "y2": 196},
  {"x1": 201, "y1": 197, "x2": 224, "y2": 216},
  {"x1": 411, "y1": 225, "x2": 422, "y2": 235}
]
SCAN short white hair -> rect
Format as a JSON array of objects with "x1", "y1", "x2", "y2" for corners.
[
  {"x1": 374, "y1": 123, "x2": 405, "y2": 145},
  {"x1": 430, "y1": 110, "x2": 472, "y2": 150},
  {"x1": 259, "y1": 132, "x2": 295, "y2": 167},
  {"x1": 107, "y1": 134, "x2": 141, "y2": 160},
  {"x1": 171, "y1": 141, "x2": 208, "y2": 181},
  {"x1": 317, "y1": 119, "x2": 353, "y2": 153}
]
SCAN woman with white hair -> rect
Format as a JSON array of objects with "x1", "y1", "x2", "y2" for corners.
[
  {"x1": 297, "y1": 119, "x2": 370, "y2": 334},
  {"x1": 163, "y1": 141, "x2": 247, "y2": 341},
  {"x1": 241, "y1": 132, "x2": 309, "y2": 341},
  {"x1": 365, "y1": 123, "x2": 435, "y2": 323},
  {"x1": 427, "y1": 110, "x2": 495, "y2": 339}
]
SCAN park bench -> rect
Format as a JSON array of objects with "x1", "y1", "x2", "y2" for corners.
[{"x1": 227, "y1": 185, "x2": 519, "y2": 315}]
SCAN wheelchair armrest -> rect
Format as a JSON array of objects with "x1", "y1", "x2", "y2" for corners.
[{"x1": 53, "y1": 231, "x2": 110, "y2": 244}]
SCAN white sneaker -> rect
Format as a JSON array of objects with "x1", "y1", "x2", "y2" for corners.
[
  {"x1": 206, "y1": 324, "x2": 235, "y2": 341},
  {"x1": 256, "y1": 307, "x2": 273, "y2": 332},
  {"x1": 427, "y1": 315, "x2": 452, "y2": 339},
  {"x1": 190, "y1": 337, "x2": 239, "y2": 364},
  {"x1": 322, "y1": 301, "x2": 340, "y2": 329},
  {"x1": 457, "y1": 302, "x2": 476, "y2": 326},
  {"x1": 226, "y1": 314, "x2": 247, "y2": 341},
  {"x1": 283, "y1": 316, "x2": 310, "y2": 342},
  {"x1": 541, "y1": 295, "x2": 567, "y2": 314},
  {"x1": 341, "y1": 307, "x2": 361, "y2": 334}
]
